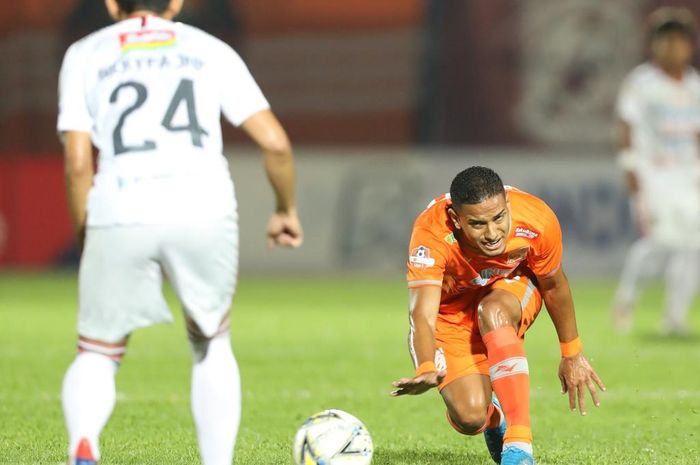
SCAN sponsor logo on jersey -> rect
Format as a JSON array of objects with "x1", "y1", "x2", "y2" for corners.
[
  {"x1": 507, "y1": 247, "x2": 529, "y2": 264},
  {"x1": 443, "y1": 232, "x2": 457, "y2": 245},
  {"x1": 119, "y1": 30, "x2": 176, "y2": 53},
  {"x1": 515, "y1": 227, "x2": 539, "y2": 239},
  {"x1": 470, "y1": 267, "x2": 515, "y2": 286},
  {"x1": 409, "y1": 246, "x2": 435, "y2": 268}
]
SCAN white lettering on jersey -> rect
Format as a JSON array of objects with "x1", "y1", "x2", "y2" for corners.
[{"x1": 57, "y1": 16, "x2": 270, "y2": 226}]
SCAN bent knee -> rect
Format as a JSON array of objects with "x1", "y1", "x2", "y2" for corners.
[
  {"x1": 477, "y1": 292, "x2": 521, "y2": 331},
  {"x1": 187, "y1": 314, "x2": 231, "y2": 362},
  {"x1": 447, "y1": 408, "x2": 488, "y2": 435}
]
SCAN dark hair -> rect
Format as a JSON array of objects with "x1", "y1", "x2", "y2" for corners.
[
  {"x1": 450, "y1": 166, "x2": 505, "y2": 206},
  {"x1": 649, "y1": 7, "x2": 696, "y2": 40},
  {"x1": 115, "y1": 0, "x2": 171, "y2": 14}
]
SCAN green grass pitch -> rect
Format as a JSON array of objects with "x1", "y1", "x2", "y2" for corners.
[{"x1": 0, "y1": 273, "x2": 698, "y2": 464}]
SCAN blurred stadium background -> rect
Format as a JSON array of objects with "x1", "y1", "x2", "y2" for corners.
[{"x1": 1, "y1": 0, "x2": 698, "y2": 275}]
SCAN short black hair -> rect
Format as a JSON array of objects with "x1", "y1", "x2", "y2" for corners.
[
  {"x1": 450, "y1": 166, "x2": 505, "y2": 206},
  {"x1": 649, "y1": 7, "x2": 696, "y2": 40},
  {"x1": 116, "y1": 0, "x2": 171, "y2": 14}
]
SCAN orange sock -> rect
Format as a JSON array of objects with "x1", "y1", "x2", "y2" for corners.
[{"x1": 483, "y1": 326, "x2": 532, "y2": 445}]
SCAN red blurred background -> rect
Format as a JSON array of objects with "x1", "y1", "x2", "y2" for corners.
[{"x1": 0, "y1": 0, "x2": 698, "y2": 268}]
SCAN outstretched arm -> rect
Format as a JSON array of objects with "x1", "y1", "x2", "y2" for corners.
[
  {"x1": 62, "y1": 130, "x2": 94, "y2": 249},
  {"x1": 539, "y1": 267, "x2": 606, "y2": 415},
  {"x1": 241, "y1": 109, "x2": 303, "y2": 248},
  {"x1": 391, "y1": 285, "x2": 445, "y2": 396}
]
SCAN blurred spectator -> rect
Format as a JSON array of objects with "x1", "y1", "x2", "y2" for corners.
[{"x1": 611, "y1": 7, "x2": 700, "y2": 336}]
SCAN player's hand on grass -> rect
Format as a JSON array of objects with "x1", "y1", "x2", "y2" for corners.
[
  {"x1": 267, "y1": 209, "x2": 303, "y2": 248},
  {"x1": 390, "y1": 370, "x2": 446, "y2": 397},
  {"x1": 558, "y1": 352, "x2": 606, "y2": 416}
]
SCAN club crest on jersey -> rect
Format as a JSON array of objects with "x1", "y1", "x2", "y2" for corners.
[
  {"x1": 409, "y1": 246, "x2": 436, "y2": 269},
  {"x1": 507, "y1": 247, "x2": 529, "y2": 264},
  {"x1": 119, "y1": 30, "x2": 176, "y2": 53},
  {"x1": 514, "y1": 227, "x2": 539, "y2": 239}
]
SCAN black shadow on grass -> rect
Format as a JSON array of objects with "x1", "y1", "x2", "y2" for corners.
[
  {"x1": 373, "y1": 449, "x2": 490, "y2": 465},
  {"x1": 635, "y1": 331, "x2": 700, "y2": 344}
]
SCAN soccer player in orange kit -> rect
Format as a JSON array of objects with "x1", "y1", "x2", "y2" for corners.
[{"x1": 391, "y1": 166, "x2": 605, "y2": 465}]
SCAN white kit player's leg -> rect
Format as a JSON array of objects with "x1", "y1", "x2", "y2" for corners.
[
  {"x1": 159, "y1": 215, "x2": 241, "y2": 465},
  {"x1": 191, "y1": 334, "x2": 241, "y2": 465},
  {"x1": 663, "y1": 249, "x2": 699, "y2": 335},
  {"x1": 655, "y1": 177, "x2": 700, "y2": 335},
  {"x1": 67, "y1": 225, "x2": 170, "y2": 464},
  {"x1": 613, "y1": 237, "x2": 664, "y2": 332},
  {"x1": 62, "y1": 351, "x2": 120, "y2": 464}
]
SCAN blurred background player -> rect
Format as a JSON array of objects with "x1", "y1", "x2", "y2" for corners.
[
  {"x1": 612, "y1": 7, "x2": 700, "y2": 336},
  {"x1": 57, "y1": 0, "x2": 302, "y2": 464},
  {"x1": 391, "y1": 167, "x2": 605, "y2": 465}
]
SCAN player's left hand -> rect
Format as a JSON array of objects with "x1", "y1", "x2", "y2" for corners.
[
  {"x1": 390, "y1": 370, "x2": 446, "y2": 397},
  {"x1": 266, "y1": 209, "x2": 303, "y2": 248},
  {"x1": 558, "y1": 352, "x2": 606, "y2": 416}
]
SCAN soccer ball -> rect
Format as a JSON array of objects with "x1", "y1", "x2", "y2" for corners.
[{"x1": 292, "y1": 409, "x2": 373, "y2": 465}]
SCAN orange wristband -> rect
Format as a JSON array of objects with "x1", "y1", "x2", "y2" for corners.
[
  {"x1": 415, "y1": 361, "x2": 436, "y2": 376},
  {"x1": 560, "y1": 337, "x2": 582, "y2": 357}
]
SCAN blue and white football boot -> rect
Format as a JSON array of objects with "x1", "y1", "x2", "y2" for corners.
[
  {"x1": 500, "y1": 444, "x2": 535, "y2": 465},
  {"x1": 483, "y1": 396, "x2": 506, "y2": 463}
]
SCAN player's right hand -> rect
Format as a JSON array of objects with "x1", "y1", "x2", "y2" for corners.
[
  {"x1": 390, "y1": 370, "x2": 445, "y2": 396},
  {"x1": 558, "y1": 352, "x2": 606, "y2": 416},
  {"x1": 266, "y1": 209, "x2": 303, "y2": 248}
]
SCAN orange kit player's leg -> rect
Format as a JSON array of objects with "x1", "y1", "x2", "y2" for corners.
[
  {"x1": 433, "y1": 309, "x2": 497, "y2": 435},
  {"x1": 432, "y1": 274, "x2": 542, "y2": 457},
  {"x1": 480, "y1": 274, "x2": 543, "y2": 453}
]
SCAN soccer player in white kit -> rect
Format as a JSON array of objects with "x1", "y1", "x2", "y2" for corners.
[
  {"x1": 57, "y1": 1, "x2": 303, "y2": 464},
  {"x1": 612, "y1": 7, "x2": 700, "y2": 335}
]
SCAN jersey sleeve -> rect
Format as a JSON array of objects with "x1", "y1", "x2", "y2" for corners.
[
  {"x1": 57, "y1": 41, "x2": 94, "y2": 134},
  {"x1": 616, "y1": 74, "x2": 643, "y2": 126},
  {"x1": 406, "y1": 225, "x2": 449, "y2": 288},
  {"x1": 218, "y1": 44, "x2": 270, "y2": 127},
  {"x1": 526, "y1": 204, "x2": 563, "y2": 278}
]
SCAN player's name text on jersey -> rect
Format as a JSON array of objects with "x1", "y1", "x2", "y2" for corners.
[{"x1": 98, "y1": 54, "x2": 203, "y2": 81}]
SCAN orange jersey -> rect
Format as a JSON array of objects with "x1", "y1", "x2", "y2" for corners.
[{"x1": 406, "y1": 187, "x2": 563, "y2": 314}]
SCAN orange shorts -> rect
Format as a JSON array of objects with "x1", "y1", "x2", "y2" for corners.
[{"x1": 434, "y1": 274, "x2": 543, "y2": 390}]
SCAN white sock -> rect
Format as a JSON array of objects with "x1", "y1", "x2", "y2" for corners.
[
  {"x1": 62, "y1": 352, "x2": 118, "y2": 461},
  {"x1": 191, "y1": 334, "x2": 241, "y2": 465},
  {"x1": 504, "y1": 441, "x2": 533, "y2": 455}
]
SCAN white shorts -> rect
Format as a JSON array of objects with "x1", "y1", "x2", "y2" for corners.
[
  {"x1": 78, "y1": 215, "x2": 238, "y2": 342},
  {"x1": 636, "y1": 170, "x2": 700, "y2": 248}
]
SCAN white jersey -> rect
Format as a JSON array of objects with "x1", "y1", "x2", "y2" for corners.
[
  {"x1": 57, "y1": 15, "x2": 269, "y2": 226},
  {"x1": 617, "y1": 63, "x2": 700, "y2": 246},
  {"x1": 617, "y1": 63, "x2": 700, "y2": 177}
]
